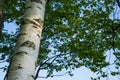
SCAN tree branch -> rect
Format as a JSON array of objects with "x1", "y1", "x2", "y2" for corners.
[
  {"x1": 0, "y1": 60, "x2": 6, "y2": 63},
  {"x1": 34, "y1": 53, "x2": 70, "y2": 79}
]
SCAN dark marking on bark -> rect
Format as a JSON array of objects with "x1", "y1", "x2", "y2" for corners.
[
  {"x1": 24, "y1": 19, "x2": 40, "y2": 27},
  {"x1": 34, "y1": 18, "x2": 44, "y2": 28},
  {"x1": 18, "y1": 64, "x2": 22, "y2": 69},
  {"x1": 35, "y1": 61, "x2": 37, "y2": 66},
  {"x1": 21, "y1": 41, "x2": 35, "y2": 50},
  {"x1": 37, "y1": 34, "x2": 40, "y2": 38},
  {"x1": 18, "y1": 66, "x2": 22, "y2": 69},
  {"x1": 31, "y1": 0, "x2": 43, "y2": 4},
  {"x1": 34, "y1": 19, "x2": 40, "y2": 23},
  {"x1": 37, "y1": 6, "x2": 41, "y2": 10},
  {"x1": 33, "y1": 25, "x2": 38, "y2": 28},
  {"x1": 31, "y1": 20, "x2": 40, "y2": 27},
  {"x1": 25, "y1": 6, "x2": 32, "y2": 10},
  {"x1": 16, "y1": 51, "x2": 28, "y2": 55},
  {"x1": 30, "y1": 19, "x2": 37, "y2": 24},
  {"x1": 31, "y1": 75, "x2": 34, "y2": 79},
  {"x1": 32, "y1": 25, "x2": 41, "y2": 37},
  {"x1": 17, "y1": 33, "x2": 27, "y2": 38}
]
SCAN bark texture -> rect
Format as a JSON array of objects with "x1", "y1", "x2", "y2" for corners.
[{"x1": 7, "y1": 0, "x2": 47, "y2": 80}]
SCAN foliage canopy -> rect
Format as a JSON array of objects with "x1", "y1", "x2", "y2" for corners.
[{"x1": 0, "y1": 0, "x2": 120, "y2": 79}]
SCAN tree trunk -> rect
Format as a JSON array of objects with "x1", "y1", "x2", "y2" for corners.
[
  {"x1": 0, "y1": 0, "x2": 4, "y2": 38},
  {"x1": 7, "y1": 0, "x2": 47, "y2": 80}
]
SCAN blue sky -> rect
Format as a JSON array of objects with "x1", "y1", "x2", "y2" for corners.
[{"x1": 0, "y1": 22, "x2": 119, "y2": 80}]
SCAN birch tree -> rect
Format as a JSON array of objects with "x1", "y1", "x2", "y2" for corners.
[
  {"x1": 0, "y1": 0, "x2": 120, "y2": 80},
  {"x1": 6, "y1": 0, "x2": 47, "y2": 80}
]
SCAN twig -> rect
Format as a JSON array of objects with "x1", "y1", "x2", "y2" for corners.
[
  {"x1": 35, "y1": 54, "x2": 59, "y2": 79},
  {"x1": 37, "y1": 71, "x2": 70, "y2": 78},
  {"x1": 0, "y1": 67, "x2": 5, "y2": 69},
  {"x1": 34, "y1": 53, "x2": 70, "y2": 79},
  {"x1": 0, "y1": 60, "x2": 6, "y2": 63}
]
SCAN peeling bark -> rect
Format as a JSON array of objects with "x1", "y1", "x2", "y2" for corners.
[{"x1": 6, "y1": 0, "x2": 47, "y2": 80}]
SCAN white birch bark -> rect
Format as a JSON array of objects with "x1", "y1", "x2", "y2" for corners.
[{"x1": 7, "y1": 0, "x2": 47, "y2": 80}]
